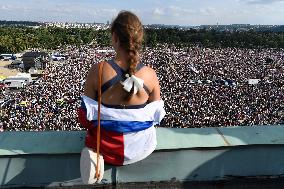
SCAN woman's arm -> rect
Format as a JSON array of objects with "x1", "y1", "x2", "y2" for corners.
[
  {"x1": 147, "y1": 68, "x2": 161, "y2": 102},
  {"x1": 83, "y1": 63, "x2": 99, "y2": 99},
  {"x1": 78, "y1": 63, "x2": 99, "y2": 130}
]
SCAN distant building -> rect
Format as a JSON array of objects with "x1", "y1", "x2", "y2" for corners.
[{"x1": 43, "y1": 22, "x2": 109, "y2": 30}]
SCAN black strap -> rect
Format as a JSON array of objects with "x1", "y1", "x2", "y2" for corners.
[
  {"x1": 101, "y1": 102, "x2": 147, "y2": 109},
  {"x1": 107, "y1": 59, "x2": 126, "y2": 76},
  {"x1": 99, "y1": 59, "x2": 151, "y2": 95},
  {"x1": 136, "y1": 62, "x2": 144, "y2": 71},
  {"x1": 101, "y1": 76, "x2": 121, "y2": 94},
  {"x1": 143, "y1": 84, "x2": 151, "y2": 95}
]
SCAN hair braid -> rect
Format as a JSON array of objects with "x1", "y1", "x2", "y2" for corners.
[
  {"x1": 128, "y1": 41, "x2": 139, "y2": 76},
  {"x1": 111, "y1": 10, "x2": 144, "y2": 101}
]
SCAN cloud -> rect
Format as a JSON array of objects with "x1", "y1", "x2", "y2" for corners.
[
  {"x1": 168, "y1": 5, "x2": 195, "y2": 16},
  {"x1": 152, "y1": 6, "x2": 195, "y2": 18},
  {"x1": 90, "y1": 8, "x2": 119, "y2": 22},
  {"x1": 199, "y1": 7, "x2": 217, "y2": 16},
  {"x1": 149, "y1": 5, "x2": 215, "y2": 25},
  {"x1": 153, "y1": 8, "x2": 165, "y2": 16},
  {"x1": 148, "y1": 5, "x2": 220, "y2": 25},
  {"x1": 1, "y1": 0, "x2": 284, "y2": 25},
  {"x1": 0, "y1": 5, "x2": 12, "y2": 11},
  {"x1": 0, "y1": 1, "x2": 119, "y2": 23},
  {"x1": 238, "y1": 0, "x2": 284, "y2": 4},
  {"x1": 161, "y1": 5, "x2": 217, "y2": 18},
  {"x1": 44, "y1": 7, "x2": 73, "y2": 14},
  {"x1": 90, "y1": 8, "x2": 118, "y2": 17}
]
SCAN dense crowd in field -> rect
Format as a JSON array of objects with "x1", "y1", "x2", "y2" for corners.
[{"x1": 1, "y1": 44, "x2": 283, "y2": 131}]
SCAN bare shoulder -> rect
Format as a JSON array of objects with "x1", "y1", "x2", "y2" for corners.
[
  {"x1": 137, "y1": 65, "x2": 160, "y2": 97},
  {"x1": 88, "y1": 61, "x2": 106, "y2": 78},
  {"x1": 144, "y1": 65, "x2": 157, "y2": 74},
  {"x1": 139, "y1": 65, "x2": 158, "y2": 80},
  {"x1": 89, "y1": 62, "x2": 100, "y2": 75},
  {"x1": 83, "y1": 62, "x2": 103, "y2": 98},
  {"x1": 139, "y1": 65, "x2": 160, "y2": 101}
]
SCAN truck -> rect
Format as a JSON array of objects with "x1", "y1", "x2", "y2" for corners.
[
  {"x1": 4, "y1": 79, "x2": 26, "y2": 89},
  {"x1": 3, "y1": 73, "x2": 32, "y2": 89},
  {"x1": 51, "y1": 54, "x2": 66, "y2": 61},
  {"x1": 5, "y1": 73, "x2": 32, "y2": 85},
  {"x1": 0, "y1": 54, "x2": 17, "y2": 61}
]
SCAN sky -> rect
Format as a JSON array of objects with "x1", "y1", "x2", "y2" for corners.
[{"x1": 0, "y1": 0, "x2": 284, "y2": 25}]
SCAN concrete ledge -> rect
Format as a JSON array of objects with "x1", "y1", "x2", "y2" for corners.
[
  {"x1": 156, "y1": 125, "x2": 284, "y2": 149},
  {"x1": 0, "y1": 125, "x2": 284, "y2": 188},
  {"x1": 1, "y1": 125, "x2": 284, "y2": 155}
]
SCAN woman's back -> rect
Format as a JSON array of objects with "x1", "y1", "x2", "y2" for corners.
[{"x1": 85, "y1": 58, "x2": 160, "y2": 107}]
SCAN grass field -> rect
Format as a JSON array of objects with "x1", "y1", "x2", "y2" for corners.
[{"x1": 0, "y1": 60, "x2": 20, "y2": 78}]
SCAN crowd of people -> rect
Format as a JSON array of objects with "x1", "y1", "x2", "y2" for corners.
[
  {"x1": 143, "y1": 45, "x2": 284, "y2": 127},
  {"x1": 1, "y1": 44, "x2": 283, "y2": 131}
]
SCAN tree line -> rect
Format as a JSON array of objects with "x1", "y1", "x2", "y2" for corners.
[
  {"x1": 0, "y1": 27, "x2": 110, "y2": 53},
  {"x1": 144, "y1": 28, "x2": 284, "y2": 49},
  {"x1": 1, "y1": 26, "x2": 284, "y2": 53}
]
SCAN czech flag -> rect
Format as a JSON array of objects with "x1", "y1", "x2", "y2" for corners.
[{"x1": 78, "y1": 95, "x2": 165, "y2": 165}]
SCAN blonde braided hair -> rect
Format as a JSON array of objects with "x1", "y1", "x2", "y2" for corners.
[{"x1": 111, "y1": 11, "x2": 144, "y2": 100}]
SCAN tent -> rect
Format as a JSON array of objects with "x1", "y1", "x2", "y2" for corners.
[{"x1": 22, "y1": 52, "x2": 48, "y2": 71}]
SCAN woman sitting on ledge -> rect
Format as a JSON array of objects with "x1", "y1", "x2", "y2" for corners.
[{"x1": 78, "y1": 10, "x2": 165, "y2": 183}]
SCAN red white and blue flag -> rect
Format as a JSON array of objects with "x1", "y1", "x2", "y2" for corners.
[{"x1": 78, "y1": 95, "x2": 165, "y2": 165}]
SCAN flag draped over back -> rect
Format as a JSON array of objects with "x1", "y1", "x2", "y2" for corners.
[{"x1": 78, "y1": 95, "x2": 166, "y2": 165}]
